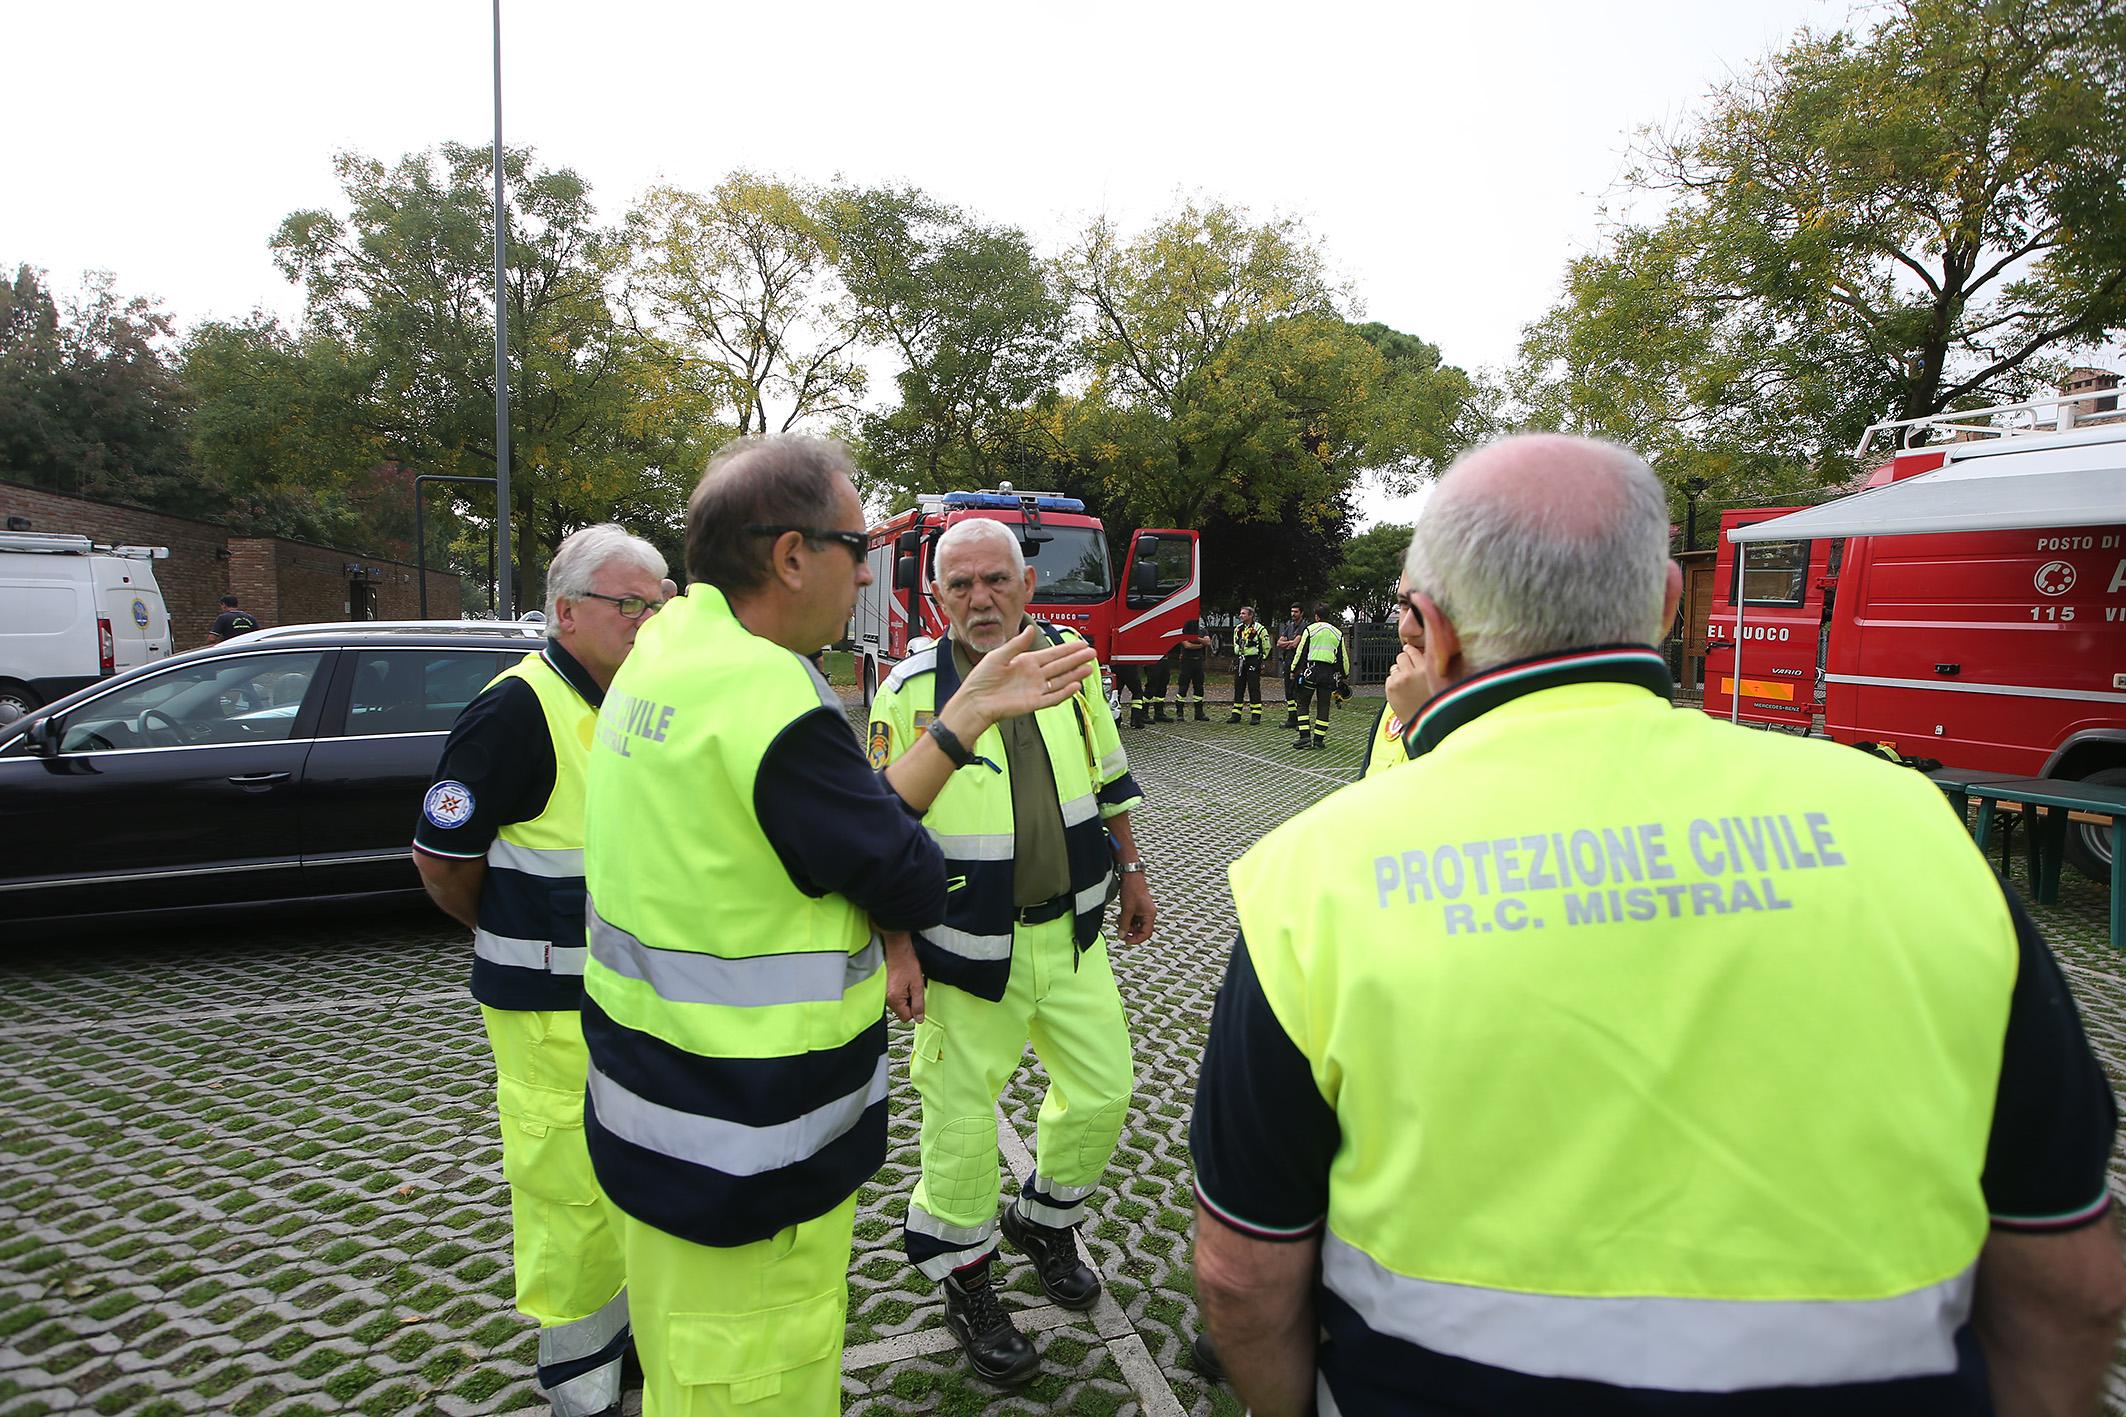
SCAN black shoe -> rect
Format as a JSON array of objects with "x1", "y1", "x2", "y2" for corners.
[
  {"x1": 1193, "y1": 708, "x2": 1209, "y2": 721},
  {"x1": 1226, "y1": 713, "x2": 1243, "y2": 725},
  {"x1": 1283, "y1": 716, "x2": 1300, "y2": 731},
  {"x1": 942, "y1": 1263, "x2": 1039, "y2": 1386},
  {"x1": 1191, "y1": 1332, "x2": 1227, "y2": 1385},
  {"x1": 1292, "y1": 736, "x2": 1312, "y2": 749},
  {"x1": 1312, "y1": 737, "x2": 1326, "y2": 750},
  {"x1": 1000, "y1": 1204, "x2": 1101, "y2": 1310}
]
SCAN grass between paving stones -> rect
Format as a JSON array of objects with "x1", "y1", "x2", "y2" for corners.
[{"x1": 2, "y1": 731, "x2": 2122, "y2": 1415}]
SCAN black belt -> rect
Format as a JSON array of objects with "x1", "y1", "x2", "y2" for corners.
[{"x1": 1015, "y1": 893, "x2": 1073, "y2": 925}]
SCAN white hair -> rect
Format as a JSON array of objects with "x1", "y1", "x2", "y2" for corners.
[
  {"x1": 933, "y1": 517, "x2": 1026, "y2": 576},
  {"x1": 545, "y1": 523, "x2": 668, "y2": 621},
  {"x1": 1403, "y1": 437, "x2": 1669, "y2": 671}
]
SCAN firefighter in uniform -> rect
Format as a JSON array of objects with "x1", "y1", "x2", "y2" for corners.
[
  {"x1": 870, "y1": 516, "x2": 1157, "y2": 1386},
  {"x1": 1175, "y1": 618, "x2": 1212, "y2": 720},
  {"x1": 577, "y1": 437, "x2": 1091, "y2": 1417},
  {"x1": 1275, "y1": 604, "x2": 1305, "y2": 729},
  {"x1": 1226, "y1": 607, "x2": 1271, "y2": 725},
  {"x1": 1288, "y1": 606, "x2": 1349, "y2": 750},
  {"x1": 414, "y1": 523, "x2": 674, "y2": 1417},
  {"x1": 1191, "y1": 434, "x2": 2125, "y2": 1417}
]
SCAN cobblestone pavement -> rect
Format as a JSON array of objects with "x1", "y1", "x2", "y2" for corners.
[{"x1": 2, "y1": 700, "x2": 2122, "y2": 1415}]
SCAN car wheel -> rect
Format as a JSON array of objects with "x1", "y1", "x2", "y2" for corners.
[
  {"x1": 0, "y1": 679, "x2": 39, "y2": 727},
  {"x1": 2063, "y1": 765, "x2": 2126, "y2": 883}
]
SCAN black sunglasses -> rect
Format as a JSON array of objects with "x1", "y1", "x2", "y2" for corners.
[
  {"x1": 746, "y1": 524, "x2": 867, "y2": 556},
  {"x1": 576, "y1": 591, "x2": 666, "y2": 621}
]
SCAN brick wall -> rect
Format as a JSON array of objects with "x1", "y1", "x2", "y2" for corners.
[{"x1": 0, "y1": 481, "x2": 459, "y2": 648}]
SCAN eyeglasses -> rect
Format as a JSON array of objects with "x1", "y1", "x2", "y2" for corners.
[
  {"x1": 576, "y1": 592, "x2": 666, "y2": 621},
  {"x1": 746, "y1": 524, "x2": 868, "y2": 557}
]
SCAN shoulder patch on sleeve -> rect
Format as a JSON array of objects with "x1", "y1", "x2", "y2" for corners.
[
  {"x1": 868, "y1": 721, "x2": 893, "y2": 769},
  {"x1": 423, "y1": 780, "x2": 476, "y2": 829}
]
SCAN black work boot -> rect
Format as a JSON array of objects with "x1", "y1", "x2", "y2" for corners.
[
  {"x1": 1191, "y1": 1332, "x2": 1227, "y2": 1384},
  {"x1": 1282, "y1": 709, "x2": 1300, "y2": 730},
  {"x1": 1154, "y1": 702, "x2": 1172, "y2": 723},
  {"x1": 1193, "y1": 703, "x2": 1209, "y2": 721},
  {"x1": 1000, "y1": 1204, "x2": 1101, "y2": 1309},
  {"x1": 1127, "y1": 702, "x2": 1145, "y2": 729},
  {"x1": 942, "y1": 1261, "x2": 1039, "y2": 1386},
  {"x1": 1226, "y1": 707, "x2": 1243, "y2": 724}
]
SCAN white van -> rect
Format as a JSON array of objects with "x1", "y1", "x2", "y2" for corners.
[{"x1": 0, "y1": 532, "x2": 174, "y2": 723}]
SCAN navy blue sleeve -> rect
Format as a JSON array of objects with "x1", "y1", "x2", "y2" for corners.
[
  {"x1": 413, "y1": 678, "x2": 551, "y2": 859},
  {"x1": 1983, "y1": 883, "x2": 2117, "y2": 1231},
  {"x1": 1190, "y1": 930, "x2": 1340, "y2": 1241},
  {"x1": 754, "y1": 707, "x2": 946, "y2": 931}
]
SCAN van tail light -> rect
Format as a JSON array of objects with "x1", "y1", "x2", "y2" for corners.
[{"x1": 98, "y1": 616, "x2": 114, "y2": 675}]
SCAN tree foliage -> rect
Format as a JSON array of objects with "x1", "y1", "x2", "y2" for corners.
[
  {"x1": 824, "y1": 183, "x2": 1068, "y2": 506},
  {"x1": 627, "y1": 173, "x2": 865, "y2": 437},
  {"x1": 1519, "y1": 0, "x2": 2126, "y2": 514},
  {"x1": 266, "y1": 144, "x2": 720, "y2": 601},
  {"x1": 1328, "y1": 521, "x2": 1413, "y2": 621},
  {"x1": 0, "y1": 265, "x2": 203, "y2": 512}
]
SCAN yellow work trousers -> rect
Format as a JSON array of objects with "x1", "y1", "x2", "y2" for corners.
[
  {"x1": 905, "y1": 915, "x2": 1135, "y2": 1274},
  {"x1": 620, "y1": 1195, "x2": 857, "y2": 1416},
  {"x1": 483, "y1": 1006, "x2": 630, "y2": 1416}
]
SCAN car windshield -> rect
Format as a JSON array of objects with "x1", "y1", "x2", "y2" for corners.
[{"x1": 1025, "y1": 526, "x2": 1111, "y2": 604}]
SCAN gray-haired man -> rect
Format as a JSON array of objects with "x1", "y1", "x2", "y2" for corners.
[{"x1": 414, "y1": 522, "x2": 674, "y2": 1417}]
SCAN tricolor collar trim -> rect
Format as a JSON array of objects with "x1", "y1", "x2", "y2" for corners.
[
  {"x1": 1406, "y1": 645, "x2": 1673, "y2": 757},
  {"x1": 540, "y1": 639, "x2": 605, "y2": 710}
]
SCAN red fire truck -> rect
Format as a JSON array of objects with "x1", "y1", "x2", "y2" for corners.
[
  {"x1": 850, "y1": 485, "x2": 1202, "y2": 709},
  {"x1": 1705, "y1": 393, "x2": 2126, "y2": 878}
]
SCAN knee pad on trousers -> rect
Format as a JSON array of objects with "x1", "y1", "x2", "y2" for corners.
[{"x1": 923, "y1": 1114, "x2": 1004, "y2": 1214}]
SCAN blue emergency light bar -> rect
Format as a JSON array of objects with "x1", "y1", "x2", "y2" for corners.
[{"x1": 940, "y1": 491, "x2": 1086, "y2": 513}]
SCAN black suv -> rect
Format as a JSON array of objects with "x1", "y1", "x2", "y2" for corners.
[{"x1": 0, "y1": 621, "x2": 546, "y2": 926}]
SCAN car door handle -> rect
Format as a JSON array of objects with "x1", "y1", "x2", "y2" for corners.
[{"x1": 227, "y1": 772, "x2": 291, "y2": 785}]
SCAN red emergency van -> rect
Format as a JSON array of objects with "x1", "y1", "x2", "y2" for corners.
[{"x1": 1706, "y1": 399, "x2": 2126, "y2": 879}]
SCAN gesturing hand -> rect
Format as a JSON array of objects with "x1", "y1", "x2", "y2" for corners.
[
  {"x1": 957, "y1": 626, "x2": 1097, "y2": 727},
  {"x1": 1116, "y1": 872, "x2": 1157, "y2": 947}
]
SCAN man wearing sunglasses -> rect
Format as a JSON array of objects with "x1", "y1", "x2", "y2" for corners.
[
  {"x1": 414, "y1": 521, "x2": 675, "y2": 1417},
  {"x1": 579, "y1": 436, "x2": 1093, "y2": 1415}
]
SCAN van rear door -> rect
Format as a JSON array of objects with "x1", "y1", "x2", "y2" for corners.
[
  {"x1": 1704, "y1": 509, "x2": 1829, "y2": 729},
  {"x1": 94, "y1": 556, "x2": 171, "y2": 672}
]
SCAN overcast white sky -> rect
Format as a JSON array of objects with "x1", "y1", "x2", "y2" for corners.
[{"x1": 4, "y1": 0, "x2": 1859, "y2": 524}]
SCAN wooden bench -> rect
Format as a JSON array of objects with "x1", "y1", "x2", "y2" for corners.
[{"x1": 1962, "y1": 777, "x2": 2126, "y2": 950}]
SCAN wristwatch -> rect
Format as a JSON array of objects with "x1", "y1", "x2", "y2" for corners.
[{"x1": 1116, "y1": 860, "x2": 1145, "y2": 875}]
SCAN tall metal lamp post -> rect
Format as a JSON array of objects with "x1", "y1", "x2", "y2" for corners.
[
  {"x1": 1682, "y1": 476, "x2": 1711, "y2": 552},
  {"x1": 490, "y1": 0, "x2": 514, "y2": 620}
]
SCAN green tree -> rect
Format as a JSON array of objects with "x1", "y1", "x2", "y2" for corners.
[
  {"x1": 267, "y1": 144, "x2": 717, "y2": 605},
  {"x1": 0, "y1": 265, "x2": 204, "y2": 512},
  {"x1": 1327, "y1": 522, "x2": 1412, "y2": 621},
  {"x1": 1057, "y1": 204, "x2": 1481, "y2": 536},
  {"x1": 823, "y1": 183, "x2": 1069, "y2": 504},
  {"x1": 1519, "y1": 0, "x2": 2126, "y2": 509},
  {"x1": 626, "y1": 173, "x2": 866, "y2": 437}
]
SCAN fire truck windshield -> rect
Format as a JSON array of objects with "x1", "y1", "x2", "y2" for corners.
[{"x1": 1027, "y1": 526, "x2": 1112, "y2": 603}]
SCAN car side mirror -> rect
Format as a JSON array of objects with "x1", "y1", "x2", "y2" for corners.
[
  {"x1": 894, "y1": 554, "x2": 917, "y2": 591},
  {"x1": 24, "y1": 717, "x2": 59, "y2": 756},
  {"x1": 1130, "y1": 559, "x2": 1158, "y2": 595}
]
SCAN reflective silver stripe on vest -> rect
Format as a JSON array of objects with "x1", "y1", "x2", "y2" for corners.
[
  {"x1": 1098, "y1": 747, "x2": 1127, "y2": 779},
  {"x1": 1322, "y1": 1233, "x2": 1973, "y2": 1390},
  {"x1": 487, "y1": 838, "x2": 585, "y2": 878},
  {"x1": 474, "y1": 930, "x2": 587, "y2": 976},
  {"x1": 1060, "y1": 792, "x2": 1099, "y2": 828},
  {"x1": 1074, "y1": 876, "x2": 1111, "y2": 918},
  {"x1": 588, "y1": 906, "x2": 882, "y2": 1007},
  {"x1": 587, "y1": 1051, "x2": 890, "y2": 1178},
  {"x1": 922, "y1": 922, "x2": 1014, "y2": 961},
  {"x1": 930, "y1": 830, "x2": 1018, "y2": 862},
  {"x1": 907, "y1": 1203, "x2": 999, "y2": 1280}
]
